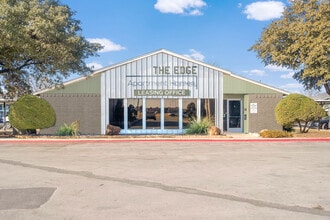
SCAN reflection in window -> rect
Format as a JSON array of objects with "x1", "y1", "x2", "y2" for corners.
[
  {"x1": 146, "y1": 99, "x2": 160, "y2": 129},
  {"x1": 201, "y1": 99, "x2": 215, "y2": 125},
  {"x1": 223, "y1": 100, "x2": 228, "y2": 131},
  {"x1": 109, "y1": 99, "x2": 124, "y2": 128},
  {"x1": 164, "y1": 99, "x2": 179, "y2": 129},
  {"x1": 183, "y1": 99, "x2": 197, "y2": 128},
  {"x1": 128, "y1": 99, "x2": 142, "y2": 129}
]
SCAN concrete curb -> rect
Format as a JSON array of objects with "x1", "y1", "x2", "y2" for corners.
[{"x1": 0, "y1": 137, "x2": 329, "y2": 143}]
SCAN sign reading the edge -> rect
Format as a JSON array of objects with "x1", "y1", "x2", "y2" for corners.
[
  {"x1": 134, "y1": 89, "x2": 190, "y2": 96},
  {"x1": 153, "y1": 66, "x2": 197, "y2": 75}
]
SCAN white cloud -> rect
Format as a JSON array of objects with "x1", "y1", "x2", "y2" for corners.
[
  {"x1": 264, "y1": 65, "x2": 294, "y2": 79},
  {"x1": 265, "y1": 64, "x2": 290, "y2": 72},
  {"x1": 280, "y1": 72, "x2": 294, "y2": 79},
  {"x1": 154, "y1": 0, "x2": 207, "y2": 16},
  {"x1": 87, "y1": 62, "x2": 103, "y2": 70},
  {"x1": 243, "y1": 64, "x2": 291, "y2": 77},
  {"x1": 184, "y1": 49, "x2": 205, "y2": 61},
  {"x1": 243, "y1": 69, "x2": 266, "y2": 76},
  {"x1": 87, "y1": 38, "x2": 126, "y2": 53},
  {"x1": 280, "y1": 83, "x2": 303, "y2": 93},
  {"x1": 243, "y1": 1, "x2": 285, "y2": 21},
  {"x1": 189, "y1": 9, "x2": 203, "y2": 16}
]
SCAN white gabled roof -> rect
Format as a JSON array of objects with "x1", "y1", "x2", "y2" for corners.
[
  {"x1": 91, "y1": 48, "x2": 233, "y2": 75},
  {"x1": 35, "y1": 49, "x2": 290, "y2": 95}
]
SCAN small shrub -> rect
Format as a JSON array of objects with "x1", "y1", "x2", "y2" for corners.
[
  {"x1": 185, "y1": 117, "x2": 213, "y2": 135},
  {"x1": 56, "y1": 123, "x2": 73, "y2": 136},
  {"x1": 56, "y1": 120, "x2": 80, "y2": 136},
  {"x1": 259, "y1": 129, "x2": 293, "y2": 138}
]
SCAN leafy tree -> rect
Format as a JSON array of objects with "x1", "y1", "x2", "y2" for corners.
[
  {"x1": 275, "y1": 94, "x2": 326, "y2": 133},
  {"x1": 0, "y1": 0, "x2": 103, "y2": 98},
  {"x1": 250, "y1": 0, "x2": 330, "y2": 95},
  {"x1": 9, "y1": 95, "x2": 56, "y2": 131}
]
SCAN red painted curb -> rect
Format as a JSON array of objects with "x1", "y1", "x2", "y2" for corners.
[{"x1": 0, "y1": 138, "x2": 329, "y2": 143}]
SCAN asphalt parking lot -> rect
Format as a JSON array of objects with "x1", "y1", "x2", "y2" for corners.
[{"x1": 0, "y1": 140, "x2": 329, "y2": 219}]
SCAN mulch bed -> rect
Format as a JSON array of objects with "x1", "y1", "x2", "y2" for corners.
[{"x1": 293, "y1": 129, "x2": 330, "y2": 138}]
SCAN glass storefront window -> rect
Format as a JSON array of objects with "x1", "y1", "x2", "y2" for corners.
[
  {"x1": 164, "y1": 99, "x2": 179, "y2": 129},
  {"x1": 182, "y1": 99, "x2": 197, "y2": 128},
  {"x1": 108, "y1": 98, "x2": 217, "y2": 132},
  {"x1": 127, "y1": 99, "x2": 142, "y2": 129},
  {"x1": 201, "y1": 99, "x2": 215, "y2": 125},
  {"x1": 109, "y1": 99, "x2": 124, "y2": 128},
  {"x1": 146, "y1": 99, "x2": 160, "y2": 129}
]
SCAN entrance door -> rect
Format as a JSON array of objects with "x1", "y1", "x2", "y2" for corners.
[{"x1": 223, "y1": 100, "x2": 242, "y2": 132}]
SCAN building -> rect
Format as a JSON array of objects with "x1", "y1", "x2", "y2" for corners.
[
  {"x1": 311, "y1": 93, "x2": 330, "y2": 116},
  {"x1": 0, "y1": 97, "x2": 11, "y2": 123},
  {"x1": 36, "y1": 49, "x2": 289, "y2": 135}
]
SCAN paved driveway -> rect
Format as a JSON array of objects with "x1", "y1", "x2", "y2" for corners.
[{"x1": 0, "y1": 140, "x2": 329, "y2": 219}]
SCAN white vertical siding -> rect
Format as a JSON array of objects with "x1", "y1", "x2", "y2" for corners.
[{"x1": 103, "y1": 52, "x2": 223, "y2": 99}]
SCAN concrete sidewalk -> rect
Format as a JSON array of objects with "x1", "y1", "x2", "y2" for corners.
[
  {"x1": 1, "y1": 128, "x2": 329, "y2": 142},
  {"x1": 0, "y1": 133, "x2": 329, "y2": 143}
]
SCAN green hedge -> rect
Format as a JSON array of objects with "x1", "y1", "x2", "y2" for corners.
[
  {"x1": 9, "y1": 95, "x2": 56, "y2": 130},
  {"x1": 275, "y1": 94, "x2": 325, "y2": 133}
]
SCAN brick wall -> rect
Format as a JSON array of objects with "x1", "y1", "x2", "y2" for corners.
[
  {"x1": 40, "y1": 93, "x2": 101, "y2": 135},
  {"x1": 248, "y1": 94, "x2": 283, "y2": 133}
]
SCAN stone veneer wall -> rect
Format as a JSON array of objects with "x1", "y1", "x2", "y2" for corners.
[
  {"x1": 248, "y1": 94, "x2": 283, "y2": 133},
  {"x1": 40, "y1": 93, "x2": 101, "y2": 135}
]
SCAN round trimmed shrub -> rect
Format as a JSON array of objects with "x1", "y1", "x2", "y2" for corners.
[
  {"x1": 275, "y1": 94, "x2": 325, "y2": 133},
  {"x1": 9, "y1": 95, "x2": 56, "y2": 130}
]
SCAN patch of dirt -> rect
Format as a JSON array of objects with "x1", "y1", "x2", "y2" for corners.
[{"x1": 292, "y1": 129, "x2": 330, "y2": 138}]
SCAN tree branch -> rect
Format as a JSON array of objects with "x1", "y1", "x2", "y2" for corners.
[
  {"x1": 17, "y1": 59, "x2": 34, "y2": 70},
  {"x1": 324, "y1": 82, "x2": 330, "y2": 96},
  {"x1": 0, "y1": 68, "x2": 10, "y2": 75},
  {"x1": 0, "y1": 59, "x2": 42, "y2": 75}
]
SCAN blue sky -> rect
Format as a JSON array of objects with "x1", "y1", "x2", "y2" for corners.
[{"x1": 61, "y1": 0, "x2": 303, "y2": 93}]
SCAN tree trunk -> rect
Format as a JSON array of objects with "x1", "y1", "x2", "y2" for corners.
[{"x1": 324, "y1": 83, "x2": 330, "y2": 96}]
